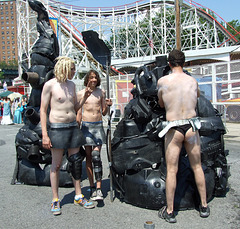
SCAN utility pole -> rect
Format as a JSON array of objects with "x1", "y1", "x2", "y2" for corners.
[{"x1": 175, "y1": 0, "x2": 181, "y2": 50}]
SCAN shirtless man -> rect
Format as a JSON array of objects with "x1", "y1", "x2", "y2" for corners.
[
  {"x1": 40, "y1": 56, "x2": 94, "y2": 215},
  {"x1": 157, "y1": 49, "x2": 210, "y2": 223},
  {"x1": 77, "y1": 70, "x2": 112, "y2": 201}
]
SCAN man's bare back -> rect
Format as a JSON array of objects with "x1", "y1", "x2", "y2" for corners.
[
  {"x1": 157, "y1": 69, "x2": 200, "y2": 121},
  {"x1": 41, "y1": 78, "x2": 77, "y2": 124},
  {"x1": 77, "y1": 87, "x2": 105, "y2": 122}
]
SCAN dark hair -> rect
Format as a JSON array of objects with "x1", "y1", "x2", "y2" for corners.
[
  {"x1": 84, "y1": 70, "x2": 101, "y2": 87},
  {"x1": 168, "y1": 49, "x2": 185, "y2": 67}
]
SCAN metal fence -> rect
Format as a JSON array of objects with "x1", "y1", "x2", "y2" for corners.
[{"x1": 186, "y1": 59, "x2": 240, "y2": 122}]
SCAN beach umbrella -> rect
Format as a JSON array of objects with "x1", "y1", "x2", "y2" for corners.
[
  {"x1": 8, "y1": 92, "x2": 23, "y2": 101},
  {"x1": 0, "y1": 90, "x2": 13, "y2": 98}
]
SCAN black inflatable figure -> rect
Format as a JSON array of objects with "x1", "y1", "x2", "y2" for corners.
[
  {"x1": 111, "y1": 56, "x2": 229, "y2": 210},
  {"x1": 11, "y1": 0, "x2": 73, "y2": 186}
]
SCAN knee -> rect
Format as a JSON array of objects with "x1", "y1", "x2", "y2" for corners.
[
  {"x1": 191, "y1": 163, "x2": 203, "y2": 172},
  {"x1": 51, "y1": 163, "x2": 61, "y2": 173},
  {"x1": 67, "y1": 152, "x2": 83, "y2": 180},
  {"x1": 92, "y1": 150, "x2": 101, "y2": 163},
  {"x1": 91, "y1": 150, "x2": 102, "y2": 181},
  {"x1": 167, "y1": 165, "x2": 178, "y2": 175}
]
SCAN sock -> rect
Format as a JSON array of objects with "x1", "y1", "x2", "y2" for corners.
[
  {"x1": 75, "y1": 194, "x2": 84, "y2": 200},
  {"x1": 52, "y1": 198, "x2": 59, "y2": 202}
]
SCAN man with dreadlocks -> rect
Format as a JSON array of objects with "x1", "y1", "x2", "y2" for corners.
[{"x1": 40, "y1": 56, "x2": 95, "y2": 215}]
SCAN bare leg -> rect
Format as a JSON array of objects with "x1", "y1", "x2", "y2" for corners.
[
  {"x1": 184, "y1": 130, "x2": 207, "y2": 207},
  {"x1": 68, "y1": 148, "x2": 82, "y2": 196},
  {"x1": 164, "y1": 129, "x2": 184, "y2": 213},
  {"x1": 50, "y1": 148, "x2": 64, "y2": 200},
  {"x1": 85, "y1": 146, "x2": 94, "y2": 187}
]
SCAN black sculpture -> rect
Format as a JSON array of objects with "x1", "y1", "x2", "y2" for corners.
[
  {"x1": 12, "y1": 0, "x2": 72, "y2": 186},
  {"x1": 111, "y1": 56, "x2": 229, "y2": 210}
]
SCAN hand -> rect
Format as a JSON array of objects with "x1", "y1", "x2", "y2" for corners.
[
  {"x1": 42, "y1": 135, "x2": 52, "y2": 150},
  {"x1": 84, "y1": 80, "x2": 93, "y2": 98},
  {"x1": 106, "y1": 98, "x2": 112, "y2": 106}
]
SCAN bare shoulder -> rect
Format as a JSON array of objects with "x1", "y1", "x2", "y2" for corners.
[
  {"x1": 68, "y1": 80, "x2": 75, "y2": 86},
  {"x1": 185, "y1": 73, "x2": 198, "y2": 83},
  {"x1": 94, "y1": 87, "x2": 105, "y2": 96},
  {"x1": 101, "y1": 88, "x2": 106, "y2": 95},
  {"x1": 43, "y1": 78, "x2": 55, "y2": 90},
  {"x1": 45, "y1": 77, "x2": 55, "y2": 86},
  {"x1": 66, "y1": 80, "x2": 76, "y2": 90},
  {"x1": 157, "y1": 75, "x2": 169, "y2": 86}
]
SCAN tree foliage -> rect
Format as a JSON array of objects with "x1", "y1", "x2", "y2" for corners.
[
  {"x1": 0, "y1": 60, "x2": 18, "y2": 70},
  {"x1": 227, "y1": 20, "x2": 240, "y2": 41}
]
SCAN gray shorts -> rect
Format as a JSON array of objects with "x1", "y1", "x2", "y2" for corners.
[
  {"x1": 48, "y1": 121, "x2": 86, "y2": 149},
  {"x1": 81, "y1": 121, "x2": 106, "y2": 146}
]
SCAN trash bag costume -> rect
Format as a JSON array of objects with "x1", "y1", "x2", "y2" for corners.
[
  {"x1": 11, "y1": 0, "x2": 73, "y2": 186},
  {"x1": 111, "y1": 56, "x2": 229, "y2": 210}
]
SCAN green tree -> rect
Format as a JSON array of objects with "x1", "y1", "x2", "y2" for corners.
[
  {"x1": 0, "y1": 60, "x2": 18, "y2": 70},
  {"x1": 227, "y1": 20, "x2": 240, "y2": 41}
]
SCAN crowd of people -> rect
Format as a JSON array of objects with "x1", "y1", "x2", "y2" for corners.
[{"x1": 0, "y1": 96, "x2": 28, "y2": 125}]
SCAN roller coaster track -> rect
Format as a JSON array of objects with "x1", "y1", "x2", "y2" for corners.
[
  {"x1": 184, "y1": 0, "x2": 238, "y2": 44},
  {"x1": 17, "y1": 0, "x2": 239, "y2": 75},
  {"x1": 47, "y1": 6, "x2": 122, "y2": 76}
]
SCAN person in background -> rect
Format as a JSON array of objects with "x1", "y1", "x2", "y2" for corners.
[
  {"x1": 21, "y1": 97, "x2": 28, "y2": 123},
  {"x1": 77, "y1": 70, "x2": 112, "y2": 201},
  {"x1": 157, "y1": 49, "x2": 210, "y2": 223},
  {"x1": 1, "y1": 97, "x2": 13, "y2": 125},
  {"x1": 12, "y1": 98, "x2": 20, "y2": 119},
  {"x1": 13, "y1": 102, "x2": 22, "y2": 124},
  {"x1": 40, "y1": 56, "x2": 95, "y2": 216}
]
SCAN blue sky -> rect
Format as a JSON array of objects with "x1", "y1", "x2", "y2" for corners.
[{"x1": 61, "y1": 0, "x2": 240, "y2": 22}]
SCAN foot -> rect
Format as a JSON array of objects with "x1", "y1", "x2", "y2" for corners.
[
  {"x1": 51, "y1": 199, "x2": 61, "y2": 216},
  {"x1": 74, "y1": 195, "x2": 95, "y2": 209},
  {"x1": 95, "y1": 189, "x2": 104, "y2": 201},
  {"x1": 158, "y1": 206, "x2": 177, "y2": 223},
  {"x1": 199, "y1": 204, "x2": 210, "y2": 218}
]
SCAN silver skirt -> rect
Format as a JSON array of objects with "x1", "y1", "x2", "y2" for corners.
[{"x1": 81, "y1": 121, "x2": 106, "y2": 146}]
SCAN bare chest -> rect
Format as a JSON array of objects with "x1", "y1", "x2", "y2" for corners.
[
  {"x1": 52, "y1": 83, "x2": 75, "y2": 103},
  {"x1": 85, "y1": 91, "x2": 102, "y2": 105}
]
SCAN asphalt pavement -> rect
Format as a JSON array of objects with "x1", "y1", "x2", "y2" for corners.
[{"x1": 0, "y1": 121, "x2": 239, "y2": 229}]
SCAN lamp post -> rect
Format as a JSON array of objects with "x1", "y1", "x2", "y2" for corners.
[{"x1": 175, "y1": 0, "x2": 181, "y2": 50}]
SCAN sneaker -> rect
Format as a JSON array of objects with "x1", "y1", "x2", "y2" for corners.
[
  {"x1": 199, "y1": 204, "x2": 210, "y2": 218},
  {"x1": 95, "y1": 189, "x2": 104, "y2": 201},
  {"x1": 90, "y1": 187, "x2": 97, "y2": 201},
  {"x1": 51, "y1": 199, "x2": 61, "y2": 216},
  {"x1": 74, "y1": 195, "x2": 95, "y2": 209},
  {"x1": 158, "y1": 206, "x2": 177, "y2": 223}
]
